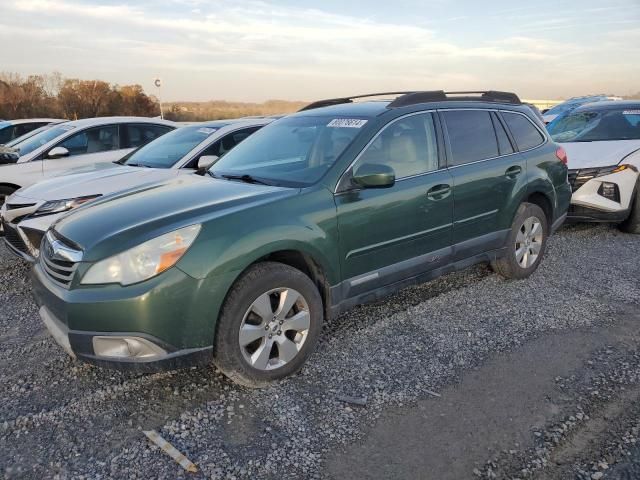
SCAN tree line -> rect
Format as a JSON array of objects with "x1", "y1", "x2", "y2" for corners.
[
  {"x1": 0, "y1": 72, "x2": 307, "y2": 122},
  {"x1": 0, "y1": 72, "x2": 160, "y2": 120}
]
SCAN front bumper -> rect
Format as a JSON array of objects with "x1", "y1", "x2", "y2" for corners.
[
  {"x1": 568, "y1": 167, "x2": 638, "y2": 222},
  {"x1": 31, "y1": 262, "x2": 218, "y2": 371},
  {"x1": 1, "y1": 195, "x2": 52, "y2": 261}
]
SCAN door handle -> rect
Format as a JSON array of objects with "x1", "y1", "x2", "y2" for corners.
[
  {"x1": 426, "y1": 184, "x2": 451, "y2": 200},
  {"x1": 505, "y1": 165, "x2": 522, "y2": 179}
]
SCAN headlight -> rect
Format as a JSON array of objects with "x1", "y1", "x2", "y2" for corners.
[
  {"x1": 32, "y1": 195, "x2": 101, "y2": 217},
  {"x1": 81, "y1": 224, "x2": 201, "y2": 286}
]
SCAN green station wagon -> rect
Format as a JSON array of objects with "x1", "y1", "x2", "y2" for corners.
[{"x1": 32, "y1": 91, "x2": 571, "y2": 386}]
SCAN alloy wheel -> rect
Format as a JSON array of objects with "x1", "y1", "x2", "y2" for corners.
[
  {"x1": 515, "y1": 216, "x2": 543, "y2": 269},
  {"x1": 238, "y1": 287, "x2": 311, "y2": 371}
]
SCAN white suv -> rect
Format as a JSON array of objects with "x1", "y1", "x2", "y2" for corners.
[
  {"x1": 1, "y1": 117, "x2": 273, "y2": 261},
  {"x1": 0, "y1": 117, "x2": 176, "y2": 205},
  {"x1": 548, "y1": 101, "x2": 640, "y2": 233}
]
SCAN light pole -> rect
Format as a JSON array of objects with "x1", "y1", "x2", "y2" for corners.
[{"x1": 154, "y1": 77, "x2": 163, "y2": 119}]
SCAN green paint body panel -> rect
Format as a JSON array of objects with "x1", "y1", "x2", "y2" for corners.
[{"x1": 32, "y1": 100, "x2": 571, "y2": 362}]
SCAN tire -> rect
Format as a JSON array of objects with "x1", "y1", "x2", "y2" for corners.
[
  {"x1": 619, "y1": 182, "x2": 640, "y2": 234},
  {"x1": 0, "y1": 186, "x2": 16, "y2": 208},
  {"x1": 491, "y1": 202, "x2": 549, "y2": 280},
  {"x1": 213, "y1": 261, "x2": 324, "y2": 388}
]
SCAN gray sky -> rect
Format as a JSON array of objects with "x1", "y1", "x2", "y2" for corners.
[{"x1": 1, "y1": 0, "x2": 639, "y2": 102}]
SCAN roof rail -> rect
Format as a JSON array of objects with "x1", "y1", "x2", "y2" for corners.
[
  {"x1": 388, "y1": 90, "x2": 521, "y2": 108},
  {"x1": 299, "y1": 92, "x2": 416, "y2": 111},
  {"x1": 300, "y1": 90, "x2": 522, "y2": 112}
]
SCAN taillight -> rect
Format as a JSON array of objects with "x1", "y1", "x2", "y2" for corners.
[{"x1": 555, "y1": 146, "x2": 568, "y2": 165}]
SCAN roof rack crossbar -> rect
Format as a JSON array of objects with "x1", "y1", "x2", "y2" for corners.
[{"x1": 388, "y1": 90, "x2": 521, "y2": 108}]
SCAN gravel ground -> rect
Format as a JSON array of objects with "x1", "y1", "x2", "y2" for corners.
[{"x1": 1, "y1": 224, "x2": 639, "y2": 479}]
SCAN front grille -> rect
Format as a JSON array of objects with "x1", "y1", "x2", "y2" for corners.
[
  {"x1": 5, "y1": 203, "x2": 36, "y2": 210},
  {"x1": 567, "y1": 165, "x2": 620, "y2": 193},
  {"x1": 40, "y1": 233, "x2": 81, "y2": 288},
  {"x1": 2, "y1": 222, "x2": 28, "y2": 253}
]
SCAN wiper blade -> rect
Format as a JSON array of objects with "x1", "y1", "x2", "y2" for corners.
[{"x1": 220, "y1": 173, "x2": 271, "y2": 185}]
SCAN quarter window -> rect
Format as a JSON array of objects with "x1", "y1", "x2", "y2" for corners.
[
  {"x1": 502, "y1": 112, "x2": 545, "y2": 150},
  {"x1": 442, "y1": 110, "x2": 499, "y2": 166},
  {"x1": 354, "y1": 113, "x2": 438, "y2": 179},
  {"x1": 57, "y1": 125, "x2": 120, "y2": 156}
]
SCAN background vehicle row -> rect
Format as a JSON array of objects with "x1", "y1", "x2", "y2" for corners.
[{"x1": 1, "y1": 117, "x2": 273, "y2": 260}]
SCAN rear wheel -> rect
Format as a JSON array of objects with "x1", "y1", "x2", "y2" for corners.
[
  {"x1": 0, "y1": 186, "x2": 16, "y2": 208},
  {"x1": 619, "y1": 182, "x2": 640, "y2": 234},
  {"x1": 492, "y1": 203, "x2": 548, "y2": 280},
  {"x1": 213, "y1": 261, "x2": 323, "y2": 388}
]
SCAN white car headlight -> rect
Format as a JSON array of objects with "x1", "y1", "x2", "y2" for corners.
[
  {"x1": 81, "y1": 224, "x2": 201, "y2": 286},
  {"x1": 32, "y1": 195, "x2": 101, "y2": 217}
]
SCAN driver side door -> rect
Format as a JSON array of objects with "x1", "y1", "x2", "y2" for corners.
[
  {"x1": 42, "y1": 125, "x2": 123, "y2": 177},
  {"x1": 335, "y1": 112, "x2": 454, "y2": 299}
]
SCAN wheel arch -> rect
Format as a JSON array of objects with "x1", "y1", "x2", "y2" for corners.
[
  {"x1": 0, "y1": 182, "x2": 21, "y2": 192},
  {"x1": 525, "y1": 190, "x2": 553, "y2": 224},
  {"x1": 252, "y1": 249, "x2": 333, "y2": 320}
]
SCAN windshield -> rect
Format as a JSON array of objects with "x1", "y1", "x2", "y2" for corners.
[
  {"x1": 6, "y1": 124, "x2": 55, "y2": 148},
  {"x1": 209, "y1": 116, "x2": 365, "y2": 187},
  {"x1": 123, "y1": 125, "x2": 218, "y2": 168},
  {"x1": 14, "y1": 124, "x2": 76, "y2": 157},
  {"x1": 548, "y1": 108, "x2": 640, "y2": 142}
]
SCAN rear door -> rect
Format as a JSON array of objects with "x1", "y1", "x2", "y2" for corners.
[
  {"x1": 440, "y1": 109, "x2": 526, "y2": 260},
  {"x1": 335, "y1": 112, "x2": 454, "y2": 297}
]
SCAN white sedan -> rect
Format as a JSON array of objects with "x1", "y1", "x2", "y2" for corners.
[
  {"x1": 548, "y1": 101, "x2": 640, "y2": 233},
  {"x1": 0, "y1": 116, "x2": 177, "y2": 205},
  {"x1": 1, "y1": 117, "x2": 273, "y2": 261}
]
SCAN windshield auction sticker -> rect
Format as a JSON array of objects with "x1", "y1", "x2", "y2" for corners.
[
  {"x1": 622, "y1": 110, "x2": 640, "y2": 115},
  {"x1": 327, "y1": 119, "x2": 368, "y2": 128}
]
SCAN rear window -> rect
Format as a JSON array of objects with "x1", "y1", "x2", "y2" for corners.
[
  {"x1": 442, "y1": 110, "x2": 499, "y2": 166},
  {"x1": 502, "y1": 112, "x2": 545, "y2": 150},
  {"x1": 122, "y1": 124, "x2": 173, "y2": 148}
]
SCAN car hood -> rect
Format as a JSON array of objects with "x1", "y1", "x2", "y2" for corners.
[
  {"x1": 17, "y1": 164, "x2": 180, "y2": 201},
  {"x1": 559, "y1": 140, "x2": 640, "y2": 169},
  {"x1": 53, "y1": 174, "x2": 295, "y2": 259}
]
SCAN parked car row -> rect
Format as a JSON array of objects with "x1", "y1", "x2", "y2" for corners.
[{"x1": 1, "y1": 90, "x2": 638, "y2": 387}]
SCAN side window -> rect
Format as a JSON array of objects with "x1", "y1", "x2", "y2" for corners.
[
  {"x1": 0, "y1": 126, "x2": 12, "y2": 144},
  {"x1": 502, "y1": 112, "x2": 545, "y2": 151},
  {"x1": 123, "y1": 124, "x2": 172, "y2": 148},
  {"x1": 442, "y1": 110, "x2": 499, "y2": 166},
  {"x1": 354, "y1": 113, "x2": 438, "y2": 179},
  {"x1": 491, "y1": 113, "x2": 514, "y2": 155},
  {"x1": 13, "y1": 123, "x2": 41, "y2": 138},
  {"x1": 57, "y1": 125, "x2": 120, "y2": 157},
  {"x1": 187, "y1": 126, "x2": 262, "y2": 169}
]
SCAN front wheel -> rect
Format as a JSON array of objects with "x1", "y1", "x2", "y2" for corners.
[
  {"x1": 619, "y1": 182, "x2": 640, "y2": 234},
  {"x1": 491, "y1": 202, "x2": 549, "y2": 280},
  {"x1": 213, "y1": 262, "x2": 324, "y2": 388}
]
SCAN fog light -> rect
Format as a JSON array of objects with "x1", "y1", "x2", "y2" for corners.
[
  {"x1": 598, "y1": 182, "x2": 620, "y2": 202},
  {"x1": 92, "y1": 336, "x2": 167, "y2": 359}
]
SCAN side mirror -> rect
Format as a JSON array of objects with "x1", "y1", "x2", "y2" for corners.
[
  {"x1": 352, "y1": 163, "x2": 395, "y2": 189},
  {"x1": 197, "y1": 155, "x2": 219, "y2": 171},
  {"x1": 47, "y1": 146, "x2": 70, "y2": 159}
]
